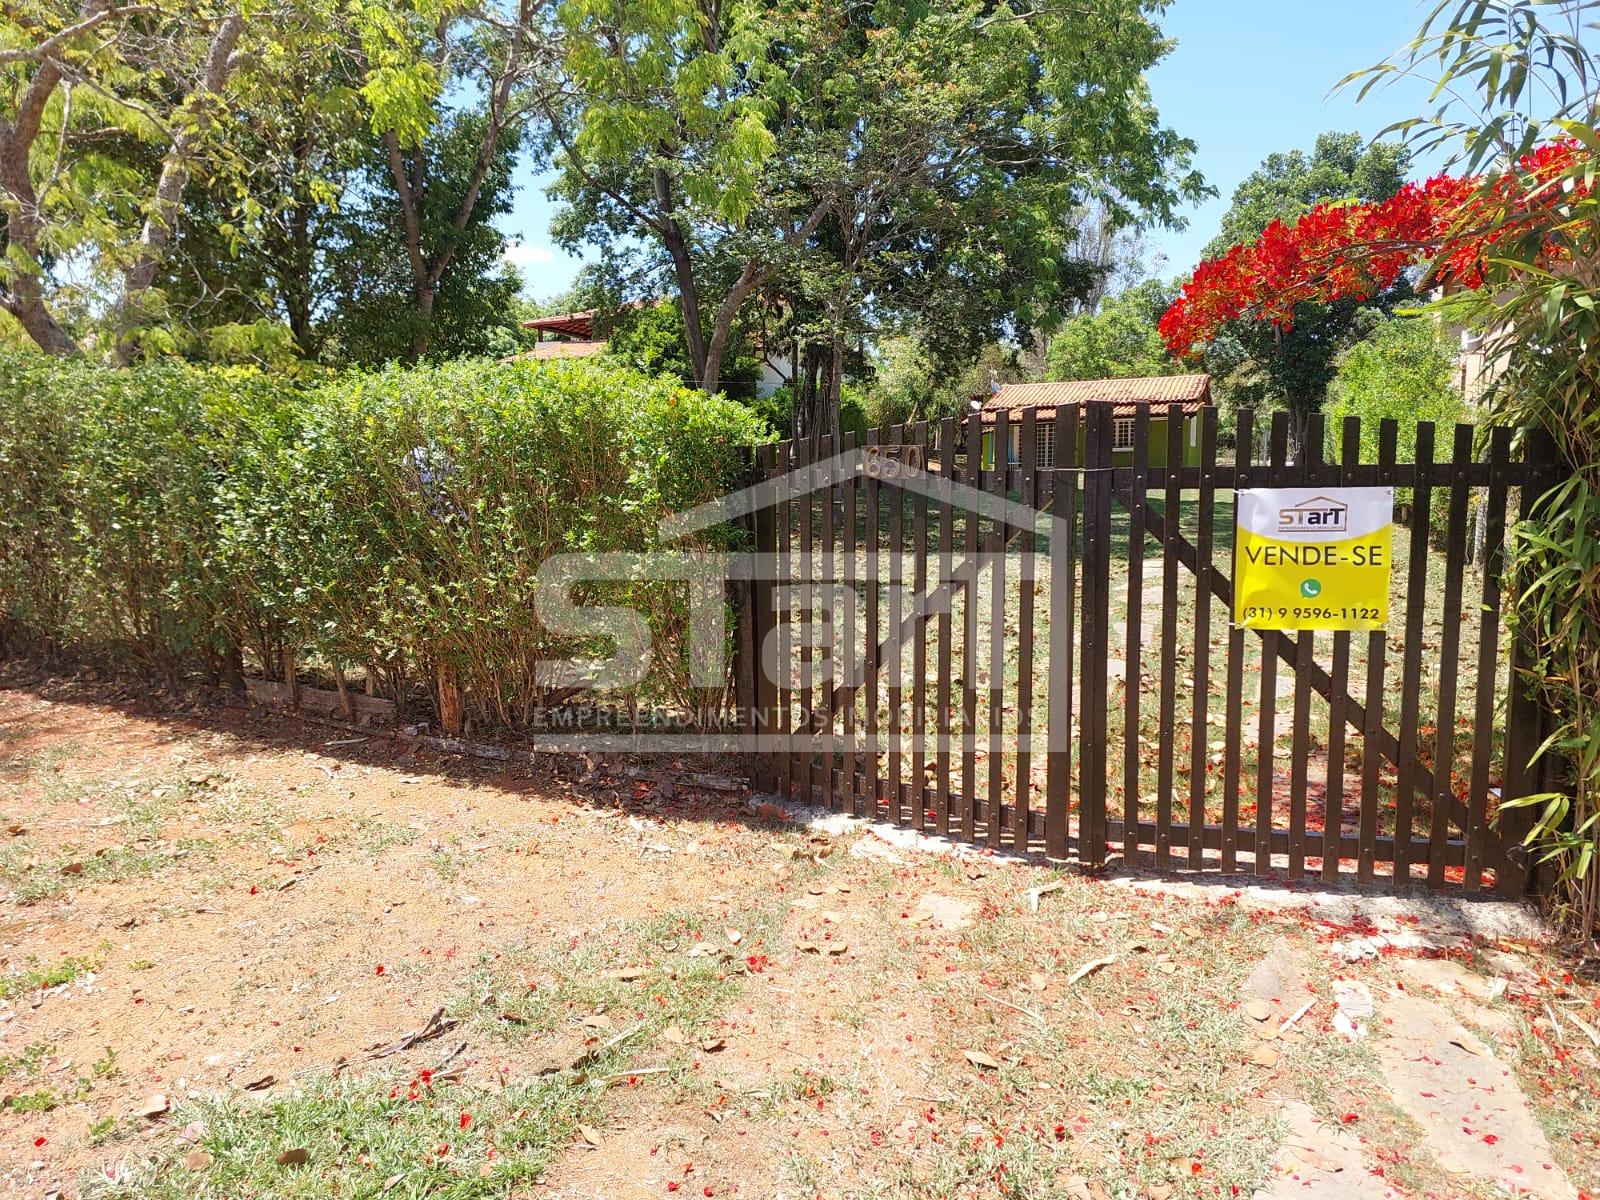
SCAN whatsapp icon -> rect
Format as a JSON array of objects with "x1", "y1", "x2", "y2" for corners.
[{"x1": 1300, "y1": 578, "x2": 1322, "y2": 599}]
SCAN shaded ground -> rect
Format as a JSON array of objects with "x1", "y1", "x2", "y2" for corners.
[{"x1": 1, "y1": 669, "x2": 1596, "y2": 1200}]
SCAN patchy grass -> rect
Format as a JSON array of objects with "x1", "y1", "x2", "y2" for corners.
[
  {"x1": 87, "y1": 907, "x2": 780, "y2": 1200},
  {"x1": 88, "y1": 1072, "x2": 594, "y2": 1199},
  {"x1": 0, "y1": 953, "x2": 99, "y2": 1001}
]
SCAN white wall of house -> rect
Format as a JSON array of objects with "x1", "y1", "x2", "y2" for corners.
[{"x1": 756, "y1": 353, "x2": 791, "y2": 399}]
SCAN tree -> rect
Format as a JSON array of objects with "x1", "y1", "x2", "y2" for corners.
[
  {"x1": 324, "y1": 111, "x2": 527, "y2": 363},
  {"x1": 1324, "y1": 317, "x2": 1463, "y2": 458},
  {"x1": 865, "y1": 336, "x2": 1024, "y2": 429},
  {"x1": 356, "y1": 1, "x2": 543, "y2": 360},
  {"x1": 1176, "y1": 132, "x2": 1414, "y2": 439},
  {"x1": 1045, "y1": 281, "x2": 1179, "y2": 382},
  {"x1": 155, "y1": 13, "x2": 370, "y2": 361},
  {"x1": 603, "y1": 299, "x2": 760, "y2": 392},
  {"x1": 544, "y1": 0, "x2": 1206, "y2": 446},
  {"x1": 0, "y1": 2, "x2": 251, "y2": 356}
]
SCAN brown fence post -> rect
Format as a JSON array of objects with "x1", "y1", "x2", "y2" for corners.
[
  {"x1": 1078, "y1": 403, "x2": 1114, "y2": 866},
  {"x1": 1044, "y1": 405, "x2": 1078, "y2": 861},
  {"x1": 1499, "y1": 427, "x2": 1562, "y2": 897},
  {"x1": 736, "y1": 447, "x2": 772, "y2": 762}
]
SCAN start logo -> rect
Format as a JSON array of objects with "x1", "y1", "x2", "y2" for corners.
[{"x1": 1276, "y1": 496, "x2": 1349, "y2": 534}]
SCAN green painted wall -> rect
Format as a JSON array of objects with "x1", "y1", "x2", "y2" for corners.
[{"x1": 984, "y1": 413, "x2": 1204, "y2": 469}]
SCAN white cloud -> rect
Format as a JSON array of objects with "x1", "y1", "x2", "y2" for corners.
[{"x1": 503, "y1": 242, "x2": 556, "y2": 268}]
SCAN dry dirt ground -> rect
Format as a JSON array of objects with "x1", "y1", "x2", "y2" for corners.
[{"x1": 1, "y1": 669, "x2": 1597, "y2": 1200}]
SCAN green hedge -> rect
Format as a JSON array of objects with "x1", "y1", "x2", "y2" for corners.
[{"x1": 0, "y1": 354, "x2": 766, "y2": 729}]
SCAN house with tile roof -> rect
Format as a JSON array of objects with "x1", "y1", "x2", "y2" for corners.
[{"x1": 979, "y1": 374, "x2": 1212, "y2": 469}]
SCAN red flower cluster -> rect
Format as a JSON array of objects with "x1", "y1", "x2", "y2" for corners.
[{"x1": 1158, "y1": 142, "x2": 1586, "y2": 358}]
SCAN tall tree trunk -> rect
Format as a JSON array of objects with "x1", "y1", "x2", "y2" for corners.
[
  {"x1": 411, "y1": 285, "x2": 436, "y2": 360},
  {"x1": 0, "y1": 54, "x2": 78, "y2": 355},
  {"x1": 702, "y1": 259, "x2": 763, "y2": 396},
  {"x1": 115, "y1": 11, "x2": 244, "y2": 365},
  {"x1": 654, "y1": 167, "x2": 709, "y2": 386}
]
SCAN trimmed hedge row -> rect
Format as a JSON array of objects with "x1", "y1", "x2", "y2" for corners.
[{"x1": 0, "y1": 354, "x2": 767, "y2": 730}]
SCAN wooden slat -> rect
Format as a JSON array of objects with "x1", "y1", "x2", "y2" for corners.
[
  {"x1": 1221, "y1": 410, "x2": 1253, "y2": 873},
  {"x1": 1155, "y1": 410, "x2": 1183, "y2": 869},
  {"x1": 1286, "y1": 414, "x2": 1326, "y2": 880},
  {"x1": 1079, "y1": 403, "x2": 1114, "y2": 864},
  {"x1": 841, "y1": 432, "x2": 860, "y2": 813},
  {"x1": 1358, "y1": 420, "x2": 1398, "y2": 884},
  {"x1": 887, "y1": 425, "x2": 907, "y2": 823},
  {"x1": 1392, "y1": 421, "x2": 1435, "y2": 888},
  {"x1": 1189, "y1": 406, "x2": 1218, "y2": 870},
  {"x1": 962, "y1": 412, "x2": 982, "y2": 842},
  {"x1": 1428, "y1": 423, "x2": 1475, "y2": 889},
  {"x1": 864, "y1": 427, "x2": 882, "y2": 819},
  {"x1": 1123, "y1": 403, "x2": 1150, "y2": 865},
  {"x1": 911, "y1": 422, "x2": 930, "y2": 830},
  {"x1": 799, "y1": 437, "x2": 816, "y2": 805},
  {"x1": 776, "y1": 439, "x2": 794, "y2": 802},
  {"x1": 1498, "y1": 431, "x2": 1555, "y2": 897},
  {"x1": 1014, "y1": 409, "x2": 1037, "y2": 849},
  {"x1": 753, "y1": 443, "x2": 780, "y2": 791},
  {"x1": 986, "y1": 411, "x2": 1009, "y2": 847},
  {"x1": 1466, "y1": 424, "x2": 1511, "y2": 894},
  {"x1": 1103, "y1": 461, "x2": 1545, "y2": 489},
  {"x1": 818, "y1": 434, "x2": 836, "y2": 811},
  {"x1": 1044, "y1": 405, "x2": 1078, "y2": 860},
  {"x1": 935, "y1": 418, "x2": 956, "y2": 835},
  {"x1": 1323, "y1": 416, "x2": 1361, "y2": 884},
  {"x1": 1254, "y1": 413, "x2": 1290, "y2": 876}
]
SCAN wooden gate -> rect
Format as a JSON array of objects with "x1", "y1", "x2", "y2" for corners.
[{"x1": 740, "y1": 404, "x2": 1560, "y2": 896}]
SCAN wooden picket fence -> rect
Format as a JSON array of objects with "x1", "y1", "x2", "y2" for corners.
[{"x1": 735, "y1": 403, "x2": 1563, "y2": 895}]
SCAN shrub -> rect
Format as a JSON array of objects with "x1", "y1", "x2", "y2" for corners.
[
  {"x1": 1324, "y1": 317, "x2": 1467, "y2": 536},
  {"x1": 1324, "y1": 317, "x2": 1466, "y2": 461},
  {"x1": 274, "y1": 358, "x2": 765, "y2": 727},
  {"x1": 0, "y1": 355, "x2": 82, "y2": 654},
  {"x1": 0, "y1": 354, "x2": 765, "y2": 731}
]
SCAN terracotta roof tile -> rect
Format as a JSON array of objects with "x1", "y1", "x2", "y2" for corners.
[
  {"x1": 499, "y1": 340, "x2": 609, "y2": 363},
  {"x1": 979, "y1": 374, "x2": 1211, "y2": 421}
]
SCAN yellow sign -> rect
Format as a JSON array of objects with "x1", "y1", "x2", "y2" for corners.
[{"x1": 1234, "y1": 487, "x2": 1394, "y2": 631}]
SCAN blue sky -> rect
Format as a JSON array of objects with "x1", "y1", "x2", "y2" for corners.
[{"x1": 498, "y1": 0, "x2": 1446, "y2": 302}]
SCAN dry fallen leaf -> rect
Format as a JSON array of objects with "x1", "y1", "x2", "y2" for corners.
[
  {"x1": 1245, "y1": 1000, "x2": 1272, "y2": 1021},
  {"x1": 581, "y1": 1013, "x2": 613, "y2": 1030},
  {"x1": 139, "y1": 1095, "x2": 170, "y2": 1119},
  {"x1": 275, "y1": 1148, "x2": 309, "y2": 1167},
  {"x1": 1250, "y1": 1044, "x2": 1281, "y2": 1068},
  {"x1": 699, "y1": 1036, "x2": 726, "y2": 1053},
  {"x1": 825, "y1": 941, "x2": 848, "y2": 956},
  {"x1": 613, "y1": 967, "x2": 647, "y2": 982},
  {"x1": 60, "y1": 861, "x2": 84, "y2": 876},
  {"x1": 183, "y1": 1150, "x2": 213, "y2": 1171},
  {"x1": 1255, "y1": 1019, "x2": 1281, "y2": 1041},
  {"x1": 1146, "y1": 1185, "x2": 1175, "y2": 1200},
  {"x1": 242, "y1": 1074, "x2": 276, "y2": 1091},
  {"x1": 963, "y1": 1049, "x2": 1001, "y2": 1071},
  {"x1": 1067, "y1": 956, "x2": 1116, "y2": 986},
  {"x1": 725, "y1": 929, "x2": 743, "y2": 945},
  {"x1": 1024, "y1": 881, "x2": 1063, "y2": 912},
  {"x1": 577, "y1": 1123, "x2": 603, "y2": 1148},
  {"x1": 662, "y1": 1025, "x2": 687, "y2": 1045}
]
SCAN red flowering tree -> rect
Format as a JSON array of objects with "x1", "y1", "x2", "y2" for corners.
[{"x1": 1159, "y1": 142, "x2": 1586, "y2": 361}]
